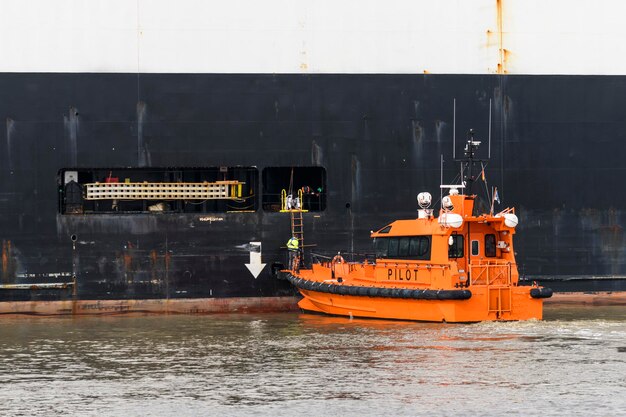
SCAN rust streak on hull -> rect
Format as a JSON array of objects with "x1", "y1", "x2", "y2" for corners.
[
  {"x1": 496, "y1": 0, "x2": 505, "y2": 73},
  {"x1": 544, "y1": 292, "x2": 626, "y2": 306},
  {"x1": 0, "y1": 296, "x2": 300, "y2": 316}
]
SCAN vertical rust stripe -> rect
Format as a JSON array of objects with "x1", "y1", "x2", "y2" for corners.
[{"x1": 496, "y1": 0, "x2": 504, "y2": 74}]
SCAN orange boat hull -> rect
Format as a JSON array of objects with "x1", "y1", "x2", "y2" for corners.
[{"x1": 296, "y1": 285, "x2": 543, "y2": 322}]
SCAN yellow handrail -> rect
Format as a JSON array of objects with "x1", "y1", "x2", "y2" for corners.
[{"x1": 281, "y1": 189, "x2": 287, "y2": 211}]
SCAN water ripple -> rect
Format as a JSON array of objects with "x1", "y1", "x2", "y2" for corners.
[{"x1": 0, "y1": 306, "x2": 625, "y2": 416}]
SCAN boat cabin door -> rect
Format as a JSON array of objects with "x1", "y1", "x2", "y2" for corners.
[
  {"x1": 468, "y1": 233, "x2": 484, "y2": 284},
  {"x1": 449, "y1": 232, "x2": 486, "y2": 285},
  {"x1": 448, "y1": 233, "x2": 467, "y2": 281}
]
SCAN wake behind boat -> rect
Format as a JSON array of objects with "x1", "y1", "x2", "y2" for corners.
[{"x1": 283, "y1": 131, "x2": 552, "y2": 322}]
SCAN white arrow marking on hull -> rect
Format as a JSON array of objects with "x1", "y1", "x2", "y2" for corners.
[{"x1": 245, "y1": 241, "x2": 266, "y2": 279}]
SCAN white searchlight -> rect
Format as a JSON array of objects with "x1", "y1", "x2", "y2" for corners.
[
  {"x1": 438, "y1": 213, "x2": 463, "y2": 228},
  {"x1": 503, "y1": 213, "x2": 519, "y2": 228},
  {"x1": 417, "y1": 192, "x2": 432, "y2": 208}
]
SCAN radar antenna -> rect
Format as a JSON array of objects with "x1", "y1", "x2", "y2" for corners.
[{"x1": 457, "y1": 129, "x2": 485, "y2": 196}]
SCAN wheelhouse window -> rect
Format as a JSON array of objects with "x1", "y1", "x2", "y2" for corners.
[
  {"x1": 377, "y1": 225, "x2": 392, "y2": 234},
  {"x1": 471, "y1": 240, "x2": 480, "y2": 256},
  {"x1": 374, "y1": 238, "x2": 389, "y2": 258},
  {"x1": 398, "y1": 237, "x2": 410, "y2": 257},
  {"x1": 373, "y1": 236, "x2": 431, "y2": 260},
  {"x1": 58, "y1": 167, "x2": 258, "y2": 214},
  {"x1": 449, "y1": 234, "x2": 464, "y2": 258},
  {"x1": 388, "y1": 238, "x2": 399, "y2": 257},
  {"x1": 485, "y1": 234, "x2": 497, "y2": 257}
]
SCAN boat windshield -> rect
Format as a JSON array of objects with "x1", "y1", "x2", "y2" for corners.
[{"x1": 373, "y1": 236, "x2": 431, "y2": 260}]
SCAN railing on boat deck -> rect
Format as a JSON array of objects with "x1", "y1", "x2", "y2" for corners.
[
  {"x1": 469, "y1": 260, "x2": 512, "y2": 286},
  {"x1": 310, "y1": 251, "x2": 375, "y2": 266}
]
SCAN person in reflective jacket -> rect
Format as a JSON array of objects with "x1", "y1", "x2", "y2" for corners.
[{"x1": 287, "y1": 236, "x2": 299, "y2": 269}]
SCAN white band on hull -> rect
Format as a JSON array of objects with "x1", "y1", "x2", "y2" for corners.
[{"x1": 1, "y1": 0, "x2": 624, "y2": 75}]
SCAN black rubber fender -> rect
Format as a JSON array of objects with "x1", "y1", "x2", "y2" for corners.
[
  {"x1": 437, "y1": 290, "x2": 472, "y2": 300},
  {"x1": 410, "y1": 289, "x2": 424, "y2": 299},
  {"x1": 399, "y1": 289, "x2": 412, "y2": 299},
  {"x1": 367, "y1": 287, "x2": 379, "y2": 297},
  {"x1": 530, "y1": 287, "x2": 553, "y2": 299},
  {"x1": 357, "y1": 287, "x2": 369, "y2": 297},
  {"x1": 378, "y1": 288, "x2": 393, "y2": 298},
  {"x1": 419, "y1": 290, "x2": 435, "y2": 300},
  {"x1": 287, "y1": 274, "x2": 472, "y2": 301}
]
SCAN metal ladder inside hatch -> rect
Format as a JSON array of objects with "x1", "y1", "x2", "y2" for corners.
[
  {"x1": 290, "y1": 209, "x2": 304, "y2": 249},
  {"x1": 281, "y1": 188, "x2": 309, "y2": 257}
]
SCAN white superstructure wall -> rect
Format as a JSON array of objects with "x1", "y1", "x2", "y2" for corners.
[{"x1": 0, "y1": 0, "x2": 624, "y2": 74}]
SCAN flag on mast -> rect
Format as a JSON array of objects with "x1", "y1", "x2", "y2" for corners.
[{"x1": 494, "y1": 189, "x2": 500, "y2": 204}]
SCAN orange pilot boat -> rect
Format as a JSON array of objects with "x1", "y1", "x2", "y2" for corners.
[{"x1": 284, "y1": 131, "x2": 552, "y2": 322}]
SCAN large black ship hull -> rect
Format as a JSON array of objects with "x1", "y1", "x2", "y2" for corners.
[{"x1": 1, "y1": 73, "x2": 625, "y2": 313}]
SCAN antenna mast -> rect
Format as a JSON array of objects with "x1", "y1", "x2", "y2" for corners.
[
  {"x1": 440, "y1": 154, "x2": 444, "y2": 206},
  {"x1": 453, "y1": 98, "x2": 456, "y2": 160},
  {"x1": 488, "y1": 99, "x2": 492, "y2": 159},
  {"x1": 461, "y1": 129, "x2": 482, "y2": 196}
]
